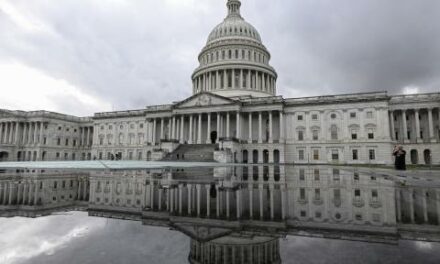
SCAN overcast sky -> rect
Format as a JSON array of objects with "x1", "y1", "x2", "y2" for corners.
[{"x1": 1, "y1": 0, "x2": 439, "y2": 116}]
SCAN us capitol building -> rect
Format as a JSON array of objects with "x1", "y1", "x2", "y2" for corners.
[{"x1": 0, "y1": 0, "x2": 439, "y2": 165}]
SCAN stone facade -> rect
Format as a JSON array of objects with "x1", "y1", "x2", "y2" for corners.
[{"x1": 0, "y1": 0, "x2": 439, "y2": 165}]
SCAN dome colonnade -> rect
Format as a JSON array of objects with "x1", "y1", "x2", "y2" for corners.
[{"x1": 192, "y1": 0, "x2": 278, "y2": 98}]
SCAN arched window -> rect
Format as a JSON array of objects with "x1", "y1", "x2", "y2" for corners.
[{"x1": 331, "y1": 125, "x2": 338, "y2": 140}]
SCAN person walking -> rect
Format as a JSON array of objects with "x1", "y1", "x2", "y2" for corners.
[{"x1": 393, "y1": 145, "x2": 407, "y2": 170}]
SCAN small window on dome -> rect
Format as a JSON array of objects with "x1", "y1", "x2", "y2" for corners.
[
  {"x1": 240, "y1": 28, "x2": 242, "y2": 33},
  {"x1": 245, "y1": 28, "x2": 248, "y2": 34},
  {"x1": 235, "y1": 50, "x2": 238, "y2": 59},
  {"x1": 234, "y1": 27, "x2": 237, "y2": 33},
  {"x1": 229, "y1": 50, "x2": 232, "y2": 59},
  {"x1": 229, "y1": 27, "x2": 232, "y2": 33}
]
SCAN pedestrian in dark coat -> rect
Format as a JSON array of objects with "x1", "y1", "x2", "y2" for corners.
[{"x1": 393, "y1": 145, "x2": 407, "y2": 170}]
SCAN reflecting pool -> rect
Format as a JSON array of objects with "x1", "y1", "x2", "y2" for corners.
[{"x1": 1, "y1": 165, "x2": 440, "y2": 263}]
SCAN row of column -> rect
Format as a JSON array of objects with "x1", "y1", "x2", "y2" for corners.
[
  {"x1": 0, "y1": 181, "x2": 39, "y2": 206},
  {"x1": 190, "y1": 239, "x2": 280, "y2": 264},
  {"x1": 79, "y1": 126, "x2": 93, "y2": 147},
  {"x1": 396, "y1": 188, "x2": 440, "y2": 224},
  {"x1": 390, "y1": 108, "x2": 439, "y2": 142},
  {"x1": 193, "y1": 69, "x2": 276, "y2": 94},
  {"x1": 150, "y1": 182, "x2": 287, "y2": 221},
  {"x1": 149, "y1": 111, "x2": 285, "y2": 145},
  {"x1": 0, "y1": 121, "x2": 45, "y2": 145}
]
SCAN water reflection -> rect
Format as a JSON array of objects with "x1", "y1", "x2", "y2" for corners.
[{"x1": 1, "y1": 165, "x2": 440, "y2": 263}]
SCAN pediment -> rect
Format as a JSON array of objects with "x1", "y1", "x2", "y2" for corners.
[
  {"x1": 172, "y1": 223, "x2": 233, "y2": 242},
  {"x1": 175, "y1": 92, "x2": 237, "y2": 109}
]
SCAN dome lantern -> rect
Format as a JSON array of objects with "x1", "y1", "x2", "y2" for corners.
[{"x1": 227, "y1": 0, "x2": 242, "y2": 18}]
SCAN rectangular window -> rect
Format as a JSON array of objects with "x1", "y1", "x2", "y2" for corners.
[
  {"x1": 313, "y1": 149, "x2": 319, "y2": 160},
  {"x1": 350, "y1": 112, "x2": 356, "y2": 118},
  {"x1": 312, "y1": 130, "x2": 319, "y2": 140},
  {"x1": 372, "y1": 189, "x2": 378, "y2": 198},
  {"x1": 366, "y1": 111, "x2": 373, "y2": 118},
  {"x1": 354, "y1": 172, "x2": 359, "y2": 181},
  {"x1": 298, "y1": 131, "x2": 304, "y2": 141},
  {"x1": 368, "y1": 133, "x2": 374, "y2": 139},
  {"x1": 332, "y1": 150, "x2": 339, "y2": 161},
  {"x1": 56, "y1": 152, "x2": 60, "y2": 159},
  {"x1": 99, "y1": 152, "x2": 103, "y2": 160},
  {"x1": 315, "y1": 211, "x2": 322, "y2": 218},
  {"x1": 333, "y1": 169, "x2": 340, "y2": 181},
  {"x1": 300, "y1": 188, "x2": 306, "y2": 199},
  {"x1": 57, "y1": 138, "x2": 61, "y2": 145},
  {"x1": 297, "y1": 115, "x2": 303, "y2": 121},
  {"x1": 298, "y1": 150, "x2": 304, "y2": 160},
  {"x1": 369, "y1": 149, "x2": 376, "y2": 160},
  {"x1": 312, "y1": 114, "x2": 318, "y2": 120},
  {"x1": 314, "y1": 189, "x2": 321, "y2": 199},
  {"x1": 73, "y1": 140, "x2": 76, "y2": 146},
  {"x1": 299, "y1": 169, "x2": 305, "y2": 180},
  {"x1": 314, "y1": 169, "x2": 320, "y2": 181},
  {"x1": 352, "y1": 149, "x2": 358, "y2": 160},
  {"x1": 300, "y1": 210, "x2": 307, "y2": 217},
  {"x1": 43, "y1": 137, "x2": 47, "y2": 145},
  {"x1": 64, "y1": 153, "x2": 68, "y2": 160},
  {"x1": 65, "y1": 139, "x2": 69, "y2": 146},
  {"x1": 351, "y1": 132, "x2": 357, "y2": 140},
  {"x1": 355, "y1": 189, "x2": 361, "y2": 197}
]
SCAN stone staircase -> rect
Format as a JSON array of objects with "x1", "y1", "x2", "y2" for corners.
[{"x1": 162, "y1": 144, "x2": 218, "y2": 162}]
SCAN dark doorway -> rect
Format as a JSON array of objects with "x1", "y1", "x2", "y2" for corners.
[
  {"x1": 0, "y1": 151, "x2": 9, "y2": 162},
  {"x1": 424, "y1": 149, "x2": 432, "y2": 165},
  {"x1": 410, "y1": 149, "x2": 418, "y2": 165},
  {"x1": 210, "y1": 131, "x2": 217, "y2": 144}
]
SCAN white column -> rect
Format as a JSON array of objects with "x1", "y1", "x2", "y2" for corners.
[
  {"x1": 248, "y1": 112, "x2": 252, "y2": 143},
  {"x1": 216, "y1": 113, "x2": 220, "y2": 143},
  {"x1": 259, "y1": 184, "x2": 264, "y2": 220},
  {"x1": 38, "y1": 122, "x2": 43, "y2": 144},
  {"x1": 172, "y1": 117, "x2": 176, "y2": 140},
  {"x1": 281, "y1": 185, "x2": 286, "y2": 220},
  {"x1": 236, "y1": 112, "x2": 240, "y2": 140},
  {"x1": 186, "y1": 184, "x2": 192, "y2": 215},
  {"x1": 197, "y1": 114, "x2": 202, "y2": 144},
  {"x1": 390, "y1": 111, "x2": 395, "y2": 140},
  {"x1": 428, "y1": 108, "x2": 435, "y2": 142},
  {"x1": 0, "y1": 123, "x2": 3, "y2": 144},
  {"x1": 232, "y1": 69, "x2": 235, "y2": 89},
  {"x1": 240, "y1": 69, "x2": 243, "y2": 89},
  {"x1": 160, "y1": 118, "x2": 164, "y2": 140},
  {"x1": 33, "y1": 122, "x2": 38, "y2": 144},
  {"x1": 236, "y1": 188, "x2": 241, "y2": 219},
  {"x1": 409, "y1": 188, "x2": 415, "y2": 223},
  {"x1": 152, "y1": 119, "x2": 157, "y2": 144},
  {"x1": 249, "y1": 184, "x2": 253, "y2": 219},
  {"x1": 226, "y1": 189, "x2": 230, "y2": 218},
  {"x1": 422, "y1": 189, "x2": 428, "y2": 223},
  {"x1": 205, "y1": 185, "x2": 211, "y2": 217},
  {"x1": 402, "y1": 110, "x2": 408, "y2": 141},
  {"x1": 415, "y1": 109, "x2": 421, "y2": 141},
  {"x1": 279, "y1": 111, "x2": 285, "y2": 143},
  {"x1": 258, "y1": 112, "x2": 263, "y2": 143},
  {"x1": 180, "y1": 116, "x2": 185, "y2": 144},
  {"x1": 189, "y1": 115, "x2": 193, "y2": 144},
  {"x1": 269, "y1": 111, "x2": 273, "y2": 143},
  {"x1": 196, "y1": 184, "x2": 201, "y2": 217},
  {"x1": 247, "y1": 70, "x2": 251, "y2": 89},
  {"x1": 270, "y1": 185, "x2": 274, "y2": 220},
  {"x1": 226, "y1": 112, "x2": 230, "y2": 138},
  {"x1": 206, "y1": 113, "x2": 211, "y2": 144}
]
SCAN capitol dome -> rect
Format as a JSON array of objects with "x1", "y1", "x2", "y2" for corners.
[{"x1": 192, "y1": 0, "x2": 278, "y2": 98}]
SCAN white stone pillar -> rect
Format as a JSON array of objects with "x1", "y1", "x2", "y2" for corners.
[
  {"x1": 206, "y1": 113, "x2": 211, "y2": 144},
  {"x1": 269, "y1": 111, "x2": 273, "y2": 143},
  {"x1": 226, "y1": 189, "x2": 230, "y2": 218},
  {"x1": 236, "y1": 188, "x2": 241, "y2": 219},
  {"x1": 197, "y1": 114, "x2": 202, "y2": 144},
  {"x1": 38, "y1": 122, "x2": 43, "y2": 144},
  {"x1": 258, "y1": 112, "x2": 263, "y2": 144},
  {"x1": 223, "y1": 70, "x2": 228, "y2": 88},
  {"x1": 226, "y1": 112, "x2": 230, "y2": 138},
  {"x1": 178, "y1": 184, "x2": 183, "y2": 214},
  {"x1": 281, "y1": 185, "x2": 286, "y2": 220},
  {"x1": 240, "y1": 69, "x2": 243, "y2": 89},
  {"x1": 205, "y1": 185, "x2": 211, "y2": 217},
  {"x1": 216, "y1": 70, "x2": 220, "y2": 90},
  {"x1": 189, "y1": 115, "x2": 193, "y2": 144},
  {"x1": 0, "y1": 123, "x2": 3, "y2": 144},
  {"x1": 171, "y1": 117, "x2": 176, "y2": 140},
  {"x1": 422, "y1": 189, "x2": 428, "y2": 223},
  {"x1": 196, "y1": 184, "x2": 201, "y2": 217},
  {"x1": 415, "y1": 109, "x2": 421, "y2": 141},
  {"x1": 249, "y1": 184, "x2": 253, "y2": 219},
  {"x1": 236, "y1": 112, "x2": 240, "y2": 140},
  {"x1": 279, "y1": 111, "x2": 285, "y2": 143},
  {"x1": 158, "y1": 188, "x2": 163, "y2": 210},
  {"x1": 160, "y1": 118, "x2": 164, "y2": 140},
  {"x1": 402, "y1": 110, "x2": 408, "y2": 141},
  {"x1": 409, "y1": 188, "x2": 415, "y2": 223},
  {"x1": 180, "y1": 116, "x2": 185, "y2": 144},
  {"x1": 246, "y1": 70, "x2": 251, "y2": 89},
  {"x1": 187, "y1": 184, "x2": 192, "y2": 215},
  {"x1": 428, "y1": 108, "x2": 435, "y2": 142},
  {"x1": 259, "y1": 184, "x2": 264, "y2": 220},
  {"x1": 248, "y1": 112, "x2": 252, "y2": 143},
  {"x1": 232, "y1": 69, "x2": 235, "y2": 89},
  {"x1": 33, "y1": 122, "x2": 38, "y2": 144},
  {"x1": 216, "y1": 113, "x2": 220, "y2": 143},
  {"x1": 390, "y1": 111, "x2": 395, "y2": 140},
  {"x1": 152, "y1": 119, "x2": 157, "y2": 144}
]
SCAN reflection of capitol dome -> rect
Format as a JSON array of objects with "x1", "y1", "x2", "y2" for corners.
[
  {"x1": 192, "y1": 0, "x2": 278, "y2": 98},
  {"x1": 189, "y1": 235, "x2": 281, "y2": 264}
]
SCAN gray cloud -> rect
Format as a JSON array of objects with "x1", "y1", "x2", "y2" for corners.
[{"x1": 1, "y1": 0, "x2": 439, "y2": 115}]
